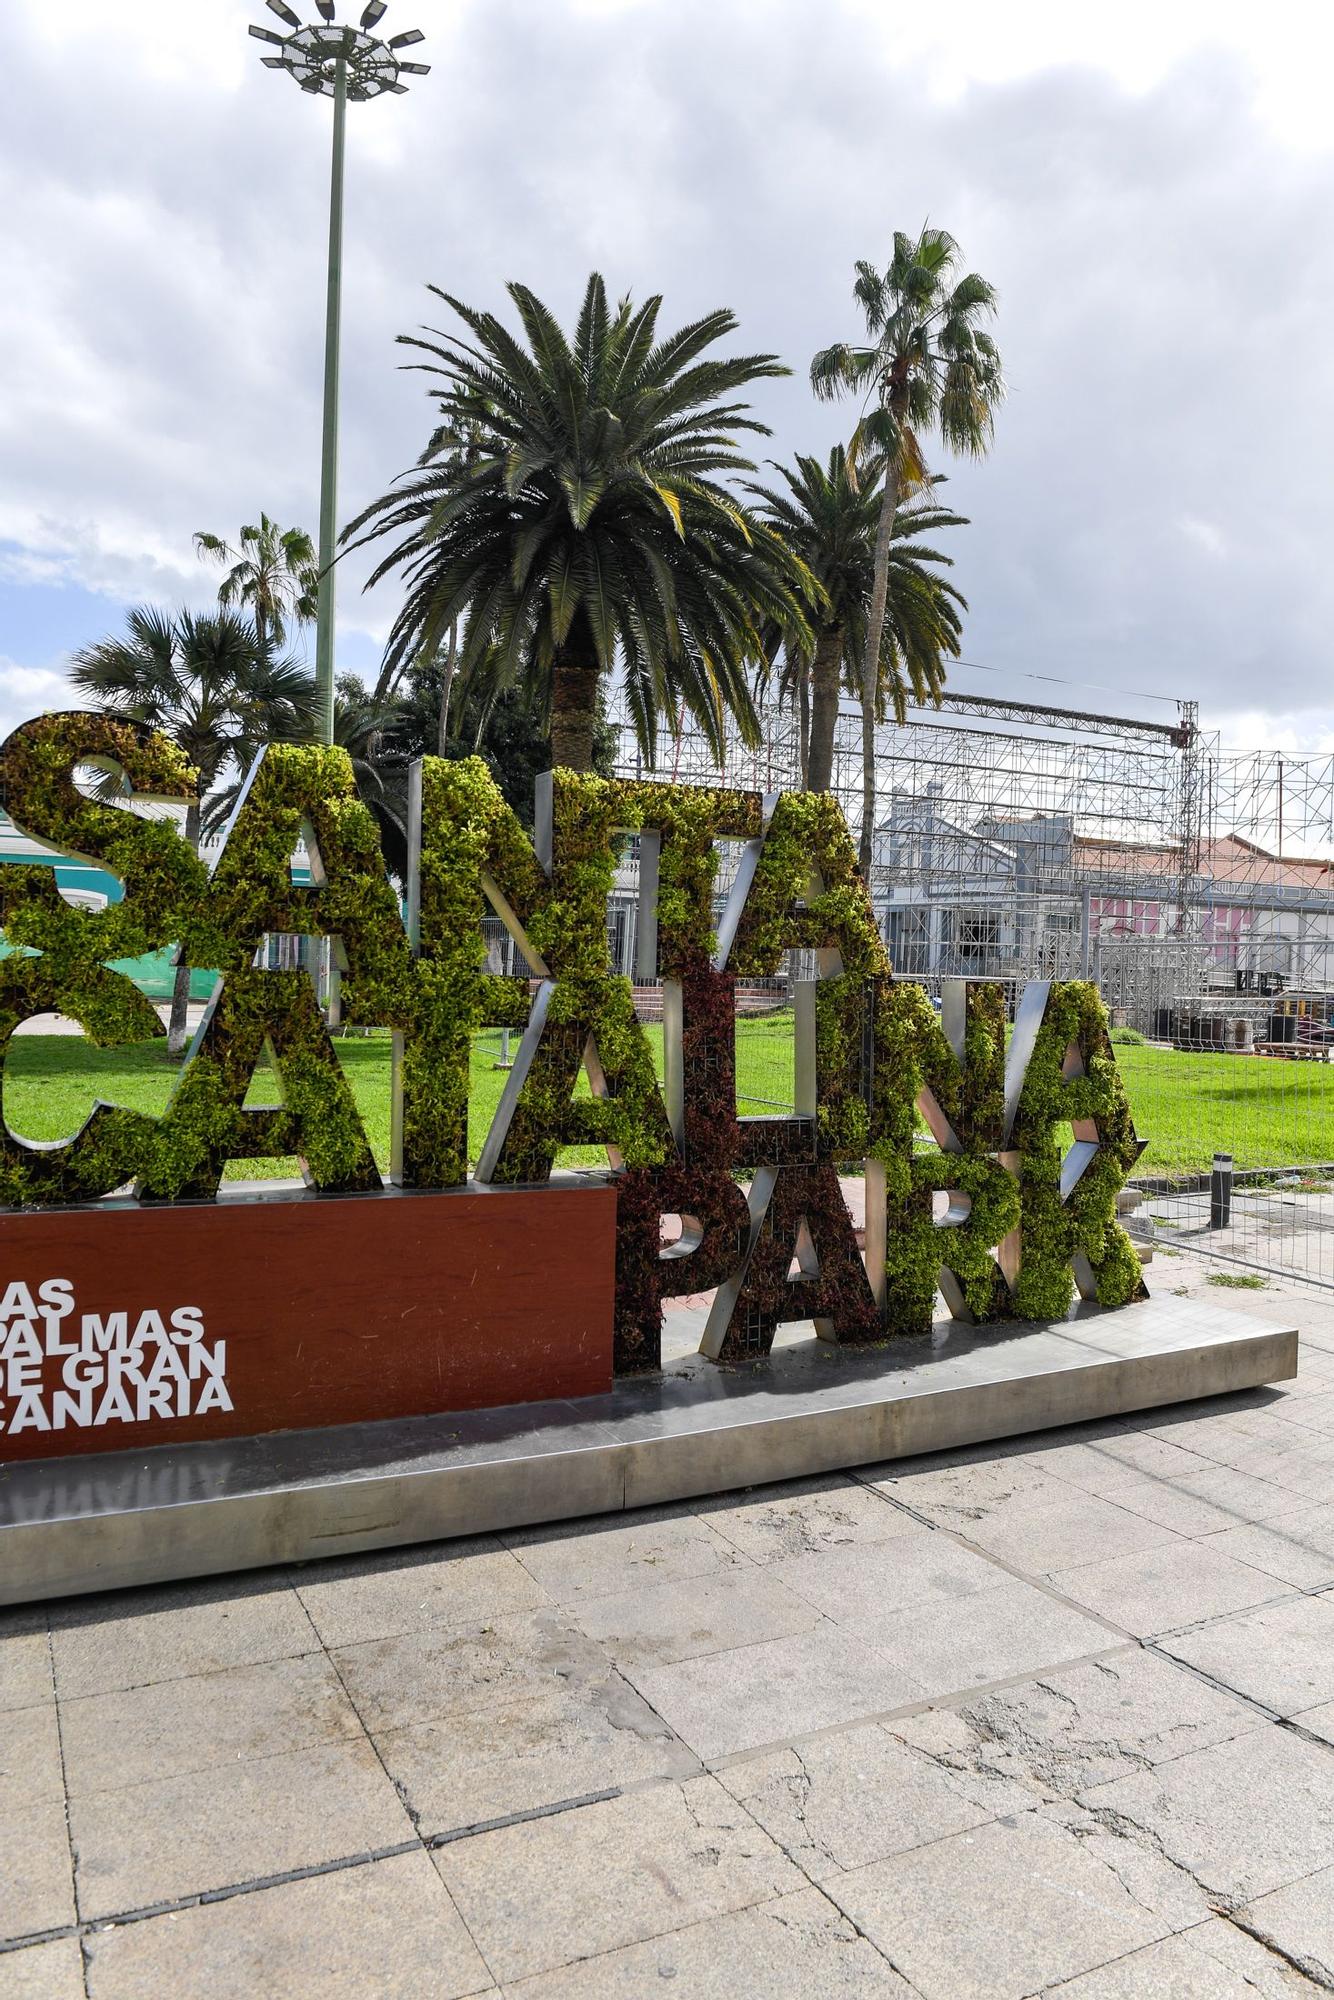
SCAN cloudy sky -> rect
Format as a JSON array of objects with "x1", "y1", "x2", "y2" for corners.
[{"x1": 3, "y1": 0, "x2": 1333, "y2": 754}]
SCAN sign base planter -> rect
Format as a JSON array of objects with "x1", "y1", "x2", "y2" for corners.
[
  {"x1": 0, "y1": 1293, "x2": 1296, "y2": 1605},
  {"x1": 0, "y1": 1182, "x2": 618, "y2": 1464}
]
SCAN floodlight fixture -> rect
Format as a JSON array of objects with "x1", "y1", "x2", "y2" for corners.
[{"x1": 248, "y1": 1, "x2": 430, "y2": 746}]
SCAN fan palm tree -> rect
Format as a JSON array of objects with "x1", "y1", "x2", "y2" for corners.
[
  {"x1": 750, "y1": 448, "x2": 967, "y2": 794},
  {"x1": 812, "y1": 227, "x2": 1003, "y2": 867},
  {"x1": 69, "y1": 608, "x2": 315, "y2": 1053},
  {"x1": 193, "y1": 514, "x2": 319, "y2": 651},
  {"x1": 346, "y1": 273, "x2": 818, "y2": 772}
]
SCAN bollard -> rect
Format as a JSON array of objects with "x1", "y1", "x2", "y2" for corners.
[{"x1": 1210, "y1": 1152, "x2": 1233, "y2": 1229}]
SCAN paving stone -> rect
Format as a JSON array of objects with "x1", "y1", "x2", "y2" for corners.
[
  {"x1": 625, "y1": 1621, "x2": 924, "y2": 1762},
  {"x1": 955, "y1": 1490, "x2": 1182, "y2": 1574},
  {"x1": 332, "y1": 1607, "x2": 616, "y2": 1735},
  {"x1": 569, "y1": 1566, "x2": 820, "y2": 1667},
  {"x1": 0, "y1": 1614, "x2": 50, "y2": 1715},
  {"x1": 1083, "y1": 1723, "x2": 1334, "y2": 1905},
  {"x1": 49, "y1": 1575, "x2": 316, "y2": 1698},
  {"x1": 693, "y1": 1476, "x2": 919, "y2": 1565},
  {"x1": 81, "y1": 1850, "x2": 491, "y2": 1999},
  {"x1": 1293, "y1": 1701, "x2": 1334, "y2": 1747},
  {"x1": 375, "y1": 1675, "x2": 699, "y2": 1834},
  {"x1": 1055, "y1": 1430, "x2": 1214, "y2": 1488},
  {"x1": 861, "y1": 1455, "x2": 1069, "y2": 1530},
  {"x1": 1050, "y1": 1540, "x2": 1283, "y2": 1637},
  {"x1": 1240, "y1": 1866, "x2": 1334, "y2": 1988},
  {"x1": 888, "y1": 1707, "x2": 1051, "y2": 1817},
  {"x1": 59, "y1": 1652, "x2": 365, "y2": 1796},
  {"x1": 1264, "y1": 1453, "x2": 1334, "y2": 1503},
  {"x1": 503, "y1": 1507, "x2": 748, "y2": 1603},
  {"x1": 717, "y1": 1721, "x2": 992, "y2": 1879},
  {"x1": 1181, "y1": 1912, "x2": 1329, "y2": 1996},
  {"x1": 1161, "y1": 1593, "x2": 1334, "y2": 1716},
  {"x1": 1042, "y1": 1929, "x2": 1286, "y2": 1996},
  {"x1": 0, "y1": 1703, "x2": 63, "y2": 1813},
  {"x1": 294, "y1": 1535, "x2": 548, "y2": 1647},
  {"x1": 0, "y1": 1799, "x2": 75, "y2": 1942},
  {"x1": 1082, "y1": 1470, "x2": 1239, "y2": 1537},
  {"x1": 0, "y1": 1937, "x2": 85, "y2": 2000},
  {"x1": 1171, "y1": 1465, "x2": 1296, "y2": 1523},
  {"x1": 1036, "y1": 1799, "x2": 1214, "y2": 1932},
  {"x1": 939, "y1": 1648, "x2": 1258, "y2": 1797},
  {"x1": 767, "y1": 1529, "x2": 1009, "y2": 1631},
  {"x1": 1199, "y1": 1514, "x2": 1334, "y2": 1589},
  {"x1": 501, "y1": 1884, "x2": 914, "y2": 1996},
  {"x1": 435, "y1": 1775, "x2": 803, "y2": 1984},
  {"x1": 828, "y1": 1810, "x2": 1166, "y2": 1999},
  {"x1": 865, "y1": 1577, "x2": 1120, "y2": 1698},
  {"x1": 68, "y1": 1737, "x2": 413, "y2": 1921}
]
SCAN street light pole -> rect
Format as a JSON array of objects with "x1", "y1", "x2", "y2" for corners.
[
  {"x1": 249, "y1": 3, "x2": 430, "y2": 747},
  {"x1": 315, "y1": 52, "x2": 348, "y2": 746}
]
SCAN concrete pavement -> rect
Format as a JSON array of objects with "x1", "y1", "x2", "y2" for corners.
[{"x1": 3, "y1": 1249, "x2": 1334, "y2": 1996}]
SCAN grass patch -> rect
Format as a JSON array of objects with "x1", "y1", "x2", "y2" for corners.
[
  {"x1": 2, "y1": 1013, "x2": 802, "y2": 1182},
  {"x1": 1114, "y1": 1043, "x2": 1334, "y2": 1175},
  {"x1": 1206, "y1": 1271, "x2": 1269, "y2": 1289},
  {"x1": 7, "y1": 1016, "x2": 1334, "y2": 1184}
]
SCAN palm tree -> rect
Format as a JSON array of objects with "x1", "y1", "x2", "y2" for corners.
[
  {"x1": 346, "y1": 273, "x2": 817, "y2": 773},
  {"x1": 811, "y1": 227, "x2": 1003, "y2": 868},
  {"x1": 193, "y1": 514, "x2": 319, "y2": 651},
  {"x1": 69, "y1": 608, "x2": 315, "y2": 1054},
  {"x1": 750, "y1": 448, "x2": 967, "y2": 795}
]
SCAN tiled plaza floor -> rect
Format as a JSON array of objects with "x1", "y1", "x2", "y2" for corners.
[{"x1": 4, "y1": 1252, "x2": 1334, "y2": 1996}]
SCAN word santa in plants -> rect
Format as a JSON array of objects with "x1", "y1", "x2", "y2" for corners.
[{"x1": 0, "y1": 711, "x2": 1147, "y2": 1459}]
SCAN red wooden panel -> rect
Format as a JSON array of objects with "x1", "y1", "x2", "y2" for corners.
[{"x1": 0, "y1": 1185, "x2": 616, "y2": 1463}]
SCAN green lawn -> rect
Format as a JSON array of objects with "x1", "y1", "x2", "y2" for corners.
[
  {"x1": 1112, "y1": 1043, "x2": 1334, "y2": 1176},
  {"x1": 0, "y1": 1015, "x2": 800, "y2": 1181},
  {"x1": 4, "y1": 1025, "x2": 1330, "y2": 1182}
]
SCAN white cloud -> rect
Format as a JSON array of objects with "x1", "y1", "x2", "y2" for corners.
[
  {"x1": 3, "y1": 0, "x2": 1334, "y2": 735},
  {"x1": 0, "y1": 659, "x2": 77, "y2": 746}
]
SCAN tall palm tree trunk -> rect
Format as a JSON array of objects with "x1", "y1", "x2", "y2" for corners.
[
  {"x1": 807, "y1": 624, "x2": 845, "y2": 794},
  {"x1": 797, "y1": 658, "x2": 810, "y2": 789},
  {"x1": 550, "y1": 613, "x2": 601, "y2": 773},
  {"x1": 551, "y1": 662, "x2": 600, "y2": 771},
  {"x1": 166, "y1": 797, "x2": 201, "y2": 1057},
  {"x1": 857, "y1": 469, "x2": 901, "y2": 875}
]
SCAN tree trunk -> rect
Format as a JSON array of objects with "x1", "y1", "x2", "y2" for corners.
[
  {"x1": 857, "y1": 470, "x2": 901, "y2": 876},
  {"x1": 167, "y1": 796, "x2": 201, "y2": 1058},
  {"x1": 437, "y1": 625, "x2": 459, "y2": 756},
  {"x1": 797, "y1": 658, "x2": 810, "y2": 789},
  {"x1": 807, "y1": 625, "x2": 844, "y2": 794},
  {"x1": 548, "y1": 644, "x2": 600, "y2": 768}
]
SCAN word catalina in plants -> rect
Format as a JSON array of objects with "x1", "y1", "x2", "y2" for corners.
[{"x1": 0, "y1": 713, "x2": 1147, "y2": 1401}]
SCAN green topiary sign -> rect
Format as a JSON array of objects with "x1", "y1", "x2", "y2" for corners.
[{"x1": 0, "y1": 713, "x2": 1147, "y2": 1375}]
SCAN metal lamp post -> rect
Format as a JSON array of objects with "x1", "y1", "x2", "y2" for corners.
[{"x1": 248, "y1": 0, "x2": 429, "y2": 746}]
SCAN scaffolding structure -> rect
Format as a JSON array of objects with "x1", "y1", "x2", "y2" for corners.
[{"x1": 609, "y1": 689, "x2": 1334, "y2": 1032}]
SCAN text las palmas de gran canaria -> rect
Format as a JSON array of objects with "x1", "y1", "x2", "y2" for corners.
[{"x1": 0, "y1": 712, "x2": 1148, "y2": 1440}]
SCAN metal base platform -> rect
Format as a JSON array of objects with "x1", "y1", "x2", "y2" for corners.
[{"x1": 0, "y1": 1296, "x2": 1297, "y2": 1605}]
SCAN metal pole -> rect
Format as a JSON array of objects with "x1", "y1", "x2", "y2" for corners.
[
  {"x1": 1210, "y1": 1151, "x2": 1233, "y2": 1229},
  {"x1": 314, "y1": 51, "x2": 348, "y2": 748}
]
